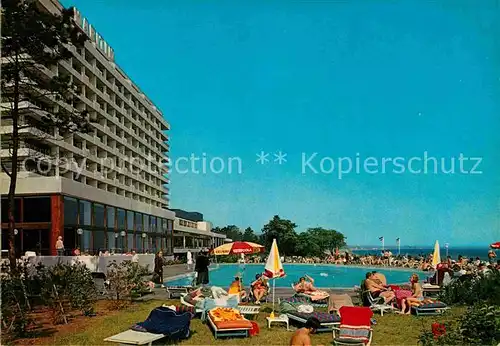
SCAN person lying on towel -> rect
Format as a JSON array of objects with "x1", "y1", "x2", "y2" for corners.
[{"x1": 294, "y1": 275, "x2": 329, "y2": 301}]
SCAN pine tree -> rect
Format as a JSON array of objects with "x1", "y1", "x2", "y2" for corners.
[{"x1": 1, "y1": 0, "x2": 91, "y2": 271}]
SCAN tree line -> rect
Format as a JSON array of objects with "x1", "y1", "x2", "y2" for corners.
[{"x1": 212, "y1": 215, "x2": 347, "y2": 257}]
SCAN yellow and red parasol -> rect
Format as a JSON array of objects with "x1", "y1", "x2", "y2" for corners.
[{"x1": 211, "y1": 241, "x2": 265, "y2": 256}]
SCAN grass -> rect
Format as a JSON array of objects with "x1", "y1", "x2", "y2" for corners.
[{"x1": 19, "y1": 300, "x2": 465, "y2": 345}]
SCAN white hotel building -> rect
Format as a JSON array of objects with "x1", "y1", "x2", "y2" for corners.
[{"x1": 0, "y1": 0, "x2": 226, "y2": 257}]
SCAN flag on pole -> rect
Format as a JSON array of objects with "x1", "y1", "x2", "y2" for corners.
[
  {"x1": 379, "y1": 236, "x2": 384, "y2": 242},
  {"x1": 396, "y1": 238, "x2": 400, "y2": 243}
]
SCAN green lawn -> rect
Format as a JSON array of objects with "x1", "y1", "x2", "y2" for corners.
[{"x1": 28, "y1": 300, "x2": 465, "y2": 346}]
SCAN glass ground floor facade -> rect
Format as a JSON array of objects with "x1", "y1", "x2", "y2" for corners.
[{"x1": 1, "y1": 194, "x2": 174, "y2": 256}]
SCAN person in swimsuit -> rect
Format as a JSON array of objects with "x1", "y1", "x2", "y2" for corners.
[
  {"x1": 228, "y1": 276, "x2": 247, "y2": 300},
  {"x1": 251, "y1": 274, "x2": 268, "y2": 304},
  {"x1": 289, "y1": 317, "x2": 321, "y2": 346},
  {"x1": 371, "y1": 271, "x2": 387, "y2": 286},
  {"x1": 365, "y1": 272, "x2": 395, "y2": 304},
  {"x1": 294, "y1": 275, "x2": 317, "y2": 293},
  {"x1": 400, "y1": 273, "x2": 424, "y2": 314}
]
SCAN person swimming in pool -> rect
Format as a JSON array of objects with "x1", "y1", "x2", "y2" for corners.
[{"x1": 400, "y1": 273, "x2": 424, "y2": 314}]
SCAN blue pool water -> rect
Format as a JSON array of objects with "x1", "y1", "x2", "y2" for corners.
[{"x1": 165, "y1": 264, "x2": 427, "y2": 288}]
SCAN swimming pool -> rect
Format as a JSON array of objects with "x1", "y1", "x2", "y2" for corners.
[{"x1": 165, "y1": 264, "x2": 427, "y2": 288}]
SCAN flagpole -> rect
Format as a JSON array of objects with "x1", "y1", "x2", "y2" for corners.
[
  {"x1": 398, "y1": 238, "x2": 401, "y2": 255},
  {"x1": 382, "y1": 238, "x2": 385, "y2": 251}
]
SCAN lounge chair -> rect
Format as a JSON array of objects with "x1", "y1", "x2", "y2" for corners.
[
  {"x1": 181, "y1": 293, "x2": 260, "y2": 318},
  {"x1": 360, "y1": 281, "x2": 395, "y2": 316},
  {"x1": 411, "y1": 300, "x2": 449, "y2": 316},
  {"x1": 328, "y1": 294, "x2": 354, "y2": 315},
  {"x1": 104, "y1": 330, "x2": 165, "y2": 346},
  {"x1": 207, "y1": 307, "x2": 253, "y2": 339},
  {"x1": 332, "y1": 306, "x2": 373, "y2": 346},
  {"x1": 291, "y1": 284, "x2": 330, "y2": 306},
  {"x1": 249, "y1": 281, "x2": 270, "y2": 303},
  {"x1": 180, "y1": 293, "x2": 204, "y2": 313},
  {"x1": 279, "y1": 299, "x2": 340, "y2": 332},
  {"x1": 166, "y1": 285, "x2": 192, "y2": 299},
  {"x1": 286, "y1": 311, "x2": 341, "y2": 332},
  {"x1": 110, "y1": 306, "x2": 191, "y2": 345},
  {"x1": 279, "y1": 295, "x2": 329, "y2": 308},
  {"x1": 421, "y1": 283, "x2": 441, "y2": 298}
]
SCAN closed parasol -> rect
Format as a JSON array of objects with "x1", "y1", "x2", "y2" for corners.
[{"x1": 432, "y1": 240, "x2": 441, "y2": 267}]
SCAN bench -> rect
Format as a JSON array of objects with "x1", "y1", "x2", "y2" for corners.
[{"x1": 104, "y1": 330, "x2": 165, "y2": 346}]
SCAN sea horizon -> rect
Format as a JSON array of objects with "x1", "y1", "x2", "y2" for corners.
[{"x1": 349, "y1": 245, "x2": 496, "y2": 261}]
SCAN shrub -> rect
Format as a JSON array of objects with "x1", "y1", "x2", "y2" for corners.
[
  {"x1": 419, "y1": 304, "x2": 500, "y2": 346},
  {"x1": 439, "y1": 269, "x2": 500, "y2": 306},
  {"x1": 38, "y1": 262, "x2": 97, "y2": 323},
  {"x1": 106, "y1": 260, "x2": 150, "y2": 309},
  {"x1": 216, "y1": 255, "x2": 239, "y2": 263},
  {"x1": 0, "y1": 260, "x2": 39, "y2": 337}
]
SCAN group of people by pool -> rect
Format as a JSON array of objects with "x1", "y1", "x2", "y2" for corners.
[
  {"x1": 226, "y1": 273, "x2": 270, "y2": 304},
  {"x1": 363, "y1": 270, "x2": 431, "y2": 314},
  {"x1": 240, "y1": 251, "x2": 500, "y2": 275}
]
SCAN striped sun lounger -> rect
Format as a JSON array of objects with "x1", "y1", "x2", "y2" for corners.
[
  {"x1": 411, "y1": 301, "x2": 449, "y2": 316},
  {"x1": 280, "y1": 296, "x2": 329, "y2": 308},
  {"x1": 286, "y1": 311, "x2": 341, "y2": 332}
]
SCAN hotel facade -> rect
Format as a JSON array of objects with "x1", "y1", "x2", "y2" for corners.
[{"x1": 0, "y1": 0, "x2": 225, "y2": 256}]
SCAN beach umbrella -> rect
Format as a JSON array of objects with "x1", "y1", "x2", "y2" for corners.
[
  {"x1": 490, "y1": 242, "x2": 500, "y2": 249},
  {"x1": 432, "y1": 240, "x2": 441, "y2": 267},
  {"x1": 211, "y1": 241, "x2": 264, "y2": 256},
  {"x1": 264, "y1": 238, "x2": 285, "y2": 316}
]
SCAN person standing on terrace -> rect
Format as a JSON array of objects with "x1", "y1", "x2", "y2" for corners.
[{"x1": 55, "y1": 236, "x2": 64, "y2": 256}]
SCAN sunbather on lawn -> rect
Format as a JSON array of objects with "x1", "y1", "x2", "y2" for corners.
[{"x1": 365, "y1": 272, "x2": 395, "y2": 304}]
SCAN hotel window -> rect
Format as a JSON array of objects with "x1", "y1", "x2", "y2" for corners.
[
  {"x1": 24, "y1": 196, "x2": 51, "y2": 222},
  {"x1": 167, "y1": 219, "x2": 173, "y2": 234},
  {"x1": 1, "y1": 198, "x2": 21, "y2": 223},
  {"x1": 117, "y1": 208, "x2": 126, "y2": 230},
  {"x1": 107, "y1": 206, "x2": 116, "y2": 230},
  {"x1": 135, "y1": 213, "x2": 143, "y2": 232},
  {"x1": 94, "y1": 204, "x2": 105, "y2": 228},
  {"x1": 166, "y1": 236, "x2": 173, "y2": 255},
  {"x1": 64, "y1": 196, "x2": 78, "y2": 226},
  {"x1": 83, "y1": 230, "x2": 91, "y2": 253},
  {"x1": 143, "y1": 215, "x2": 149, "y2": 232},
  {"x1": 136, "y1": 233, "x2": 143, "y2": 252},
  {"x1": 126, "y1": 211, "x2": 134, "y2": 231},
  {"x1": 127, "y1": 232, "x2": 133, "y2": 251},
  {"x1": 93, "y1": 204, "x2": 106, "y2": 252},
  {"x1": 79, "y1": 200, "x2": 91, "y2": 226},
  {"x1": 117, "y1": 234, "x2": 124, "y2": 252},
  {"x1": 107, "y1": 232, "x2": 116, "y2": 251},
  {"x1": 150, "y1": 216, "x2": 157, "y2": 233}
]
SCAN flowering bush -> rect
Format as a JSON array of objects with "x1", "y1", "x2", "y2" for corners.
[{"x1": 419, "y1": 304, "x2": 500, "y2": 345}]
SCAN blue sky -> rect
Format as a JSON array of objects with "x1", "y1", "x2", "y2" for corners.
[{"x1": 62, "y1": 0, "x2": 500, "y2": 247}]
